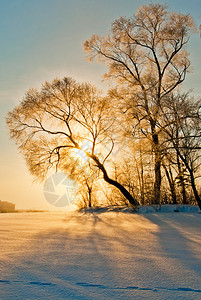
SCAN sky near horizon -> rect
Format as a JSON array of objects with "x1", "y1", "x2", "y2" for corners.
[{"x1": 0, "y1": 0, "x2": 201, "y2": 210}]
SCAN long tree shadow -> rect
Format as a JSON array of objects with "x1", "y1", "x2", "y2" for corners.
[{"x1": 144, "y1": 213, "x2": 201, "y2": 283}]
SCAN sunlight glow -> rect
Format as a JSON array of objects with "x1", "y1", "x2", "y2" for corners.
[{"x1": 73, "y1": 141, "x2": 92, "y2": 164}]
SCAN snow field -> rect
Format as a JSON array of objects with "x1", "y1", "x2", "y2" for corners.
[{"x1": 0, "y1": 210, "x2": 201, "y2": 299}]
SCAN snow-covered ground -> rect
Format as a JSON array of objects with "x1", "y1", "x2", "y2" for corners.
[{"x1": 1, "y1": 210, "x2": 201, "y2": 299}]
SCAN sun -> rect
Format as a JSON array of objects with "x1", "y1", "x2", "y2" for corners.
[{"x1": 71, "y1": 141, "x2": 92, "y2": 164}]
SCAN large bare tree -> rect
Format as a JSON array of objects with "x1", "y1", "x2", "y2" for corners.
[
  {"x1": 84, "y1": 3, "x2": 196, "y2": 204},
  {"x1": 6, "y1": 77, "x2": 139, "y2": 207}
]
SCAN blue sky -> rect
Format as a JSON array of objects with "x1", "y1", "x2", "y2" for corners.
[{"x1": 0, "y1": 0, "x2": 201, "y2": 209}]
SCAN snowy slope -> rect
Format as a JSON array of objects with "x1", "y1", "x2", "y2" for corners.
[{"x1": 0, "y1": 211, "x2": 201, "y2": 299}]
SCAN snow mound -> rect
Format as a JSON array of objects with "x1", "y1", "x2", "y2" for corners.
[
  {"x1": 137, "y1": 204, "x2": 200, "y2": 214},
  {"x1": 80, "y1": 204, "x2": 200, "y2": 214}
]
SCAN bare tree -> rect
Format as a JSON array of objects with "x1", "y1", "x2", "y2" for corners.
[
  {"x1": 6, "y1": 77, "x2": 139, "y2": 208},
  {"x1": 72, "y1": 160, "x2": 99, "y2": 208},
  {"x1": 84, "y1": 3, "x2": 196, "y2": 204},
  {"x1": 162, "y1": 158, "x2": 177, "y2": 204},
  {"x1": 160, "y1": 93, "x2": 201, "y2": 209}
]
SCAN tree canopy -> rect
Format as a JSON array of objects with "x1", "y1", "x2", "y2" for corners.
[{"x1": 7, "y1": 77, "x2": 139, "y2": 207}]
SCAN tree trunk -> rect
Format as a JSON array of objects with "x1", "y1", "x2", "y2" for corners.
[
  {"x1": 162, "y1": 162, "x2": 177, "y2": 204},
  {"x1": 88, "y1": 187, "x2": 92, "y2": 207},
  {"x1": 139, "y1": 138, "x2": 145, "y2": 205},
  {"x1": 85, "y1": 181, "x2": 92, "y2": 207},
  {"x1": 104, "y1": 175, "x2": 139, "y2": 207},
  {"x1": 154, "y1": 155, "x2": 161, "y2": 204},
  {"x1": 90, "y1": 154, "x2": 139, "y2": 208},
  {"x1": 177, "y1": 153, "x2": 187, "y2": 204},
  {"x1": 189, "y1": 170, "x2": 201, "y2": 210},
  {"x1": 152, "y1": 128, "x2": 161, "y2": 204}
]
